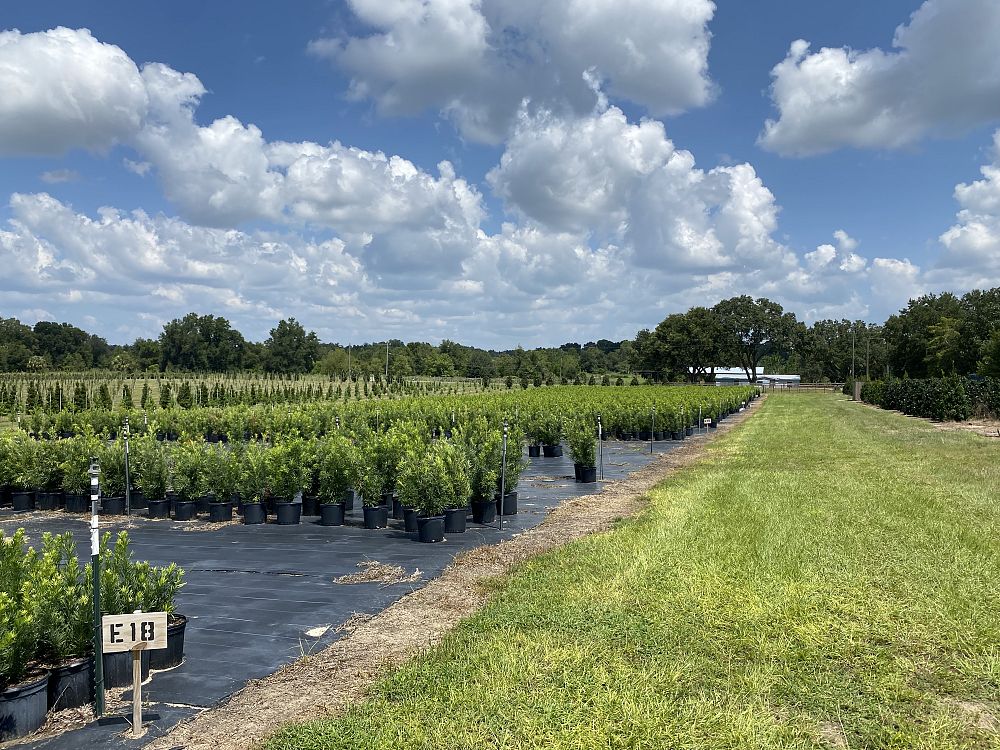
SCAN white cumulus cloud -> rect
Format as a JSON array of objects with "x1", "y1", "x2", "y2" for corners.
[
  {"x1": 760, "y1": 0, "x2": 1000, "y2": 156},
  {"x1": 0, "y1": 27, "x2": 148, "y2": 156},
  {"x1": 311, "y1": 0, "x2": 716, "y2": 143}
]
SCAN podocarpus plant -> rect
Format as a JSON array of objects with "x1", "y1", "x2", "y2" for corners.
[
  {"x1": 536, "y1": 413, "x2": 562, "y2": 446},
  {"x1": 499, "y1": 423, "x2": 528, "y2": 493},
  {"x1": 237, "y1": 441, "x2": 270, "y2": 504},
  {"x1": 567, "y1": 418, "x2": 597, "y2": 468},
  {"x1": 362, "y1": 422, "x2": 425, "y2": 504},
  {"x1": 0, "y1": 529, "x2": 37, "y2": 688},
  {"x1": 59, "y1": 432, "x2": 102, "y2": 496},
  {"x1": 93, "y1": 531, "x2": 185, "y2": 616},
  {"x1": 134, "y1": 435, "x2": 168, "y2": 502},
  {"x1": 269, "y1": 439, "x2": 310, "y2": 502},
  {"x1": 36, "y1": 440, "x2": 64, "y2": 493},
  {"x1": 0, "y1": 433, "x2": 15, "y2": 489},
  {"x1": 170, "y1": 441, "x2": 204, "y2": 502},
  {"x1": 454, "y1": 417, "x2": 500, "y2": 504},
  {"x1": 397, "y1": 441, "x2": 470, "y2": 517},
  {"x1": 202, "y1": 443, "x2": 236, "y2": 501},
  {"x1": 98, "y1": 439, "x2": 128, "y2": 498},
  {"x1": 9, "y1": 433, "x2": 44, "y2": 491},
  {"x1": 25, "y1": 533, "x2": 91, "y2": 664},
  {"x1": 316, "y1": 435, "x2": 357, "y2": 505}
]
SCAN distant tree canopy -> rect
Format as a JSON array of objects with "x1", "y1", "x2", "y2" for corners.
[
  {"x1": 634, "y1": 289, "x2": 999, "y2": 382},
  {"x1": 0, "y1": 287, "x2": 996, "y2": 380}
]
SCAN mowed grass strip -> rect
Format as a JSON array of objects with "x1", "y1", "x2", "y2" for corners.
[{"x1": 266, "y1": 394, "x2": 1000, "y2": 749}]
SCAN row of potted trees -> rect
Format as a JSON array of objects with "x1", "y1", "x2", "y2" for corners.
[{"x1": 0, "y1": 530, "x2": 185, "y2": 741}]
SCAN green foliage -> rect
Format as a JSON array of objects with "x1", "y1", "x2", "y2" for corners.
[
  {"x1": 58, "y1": 431, "x2": 101, "y2": 495},
  {"x1": 237, "y1": 441, "x2": 270, "y2": 503},
  {"x1": 202, "y1": 443, "x2": 237, "y2": 500},
  {"x1": 98, "y1": 439, "x2": 128, "y2": 497},
  {"x1": 453, "y1": 416, "x2": 501, "y2": 503},
  {"x1": 25, "y1": 533, "x2": 90, "y2": 663},
  {"x1": 170, "y1": 440, "x2": 205, "y2": 501},
  {"x1": 861, "y1": 376, "x2": 972, "y2": 421},
  {"x1": 397, "y1": 440, "x2": 470, "y2": 516},
  {"x1": 268, "y1": 438, "x2": 310, "y2": 500},
  {"x1": 133, "y1": 434, "x2": 168, "y2": 501},
  {"x1": 96, "y1": 532, "x2": 185, "y2": 616},
  {"x1": 566, "y1": 417, "x2": 597, "y2": 467},
  {"x1": 316, "y1": 435, "x2": 358, "y2": 504}
]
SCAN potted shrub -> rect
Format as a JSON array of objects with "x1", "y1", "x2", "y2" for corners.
[
  {"x1": 25, "y1": 533, "x2": 93, "y2": 711},
  {"x1": 537, "y1": 414, "x2": 563, "y2": 457},
  {"x1": 0, "y1": 433, "x2": 13, "y2": 508},
  {"x1": 269, "y1": 439, "x2": 309, "y2": 525},
  {"x1": 397, "y1": 441, "x2": 469, "y2": 543},
  {"x1": 139, "y1": 559, "x2": 186, "y2": 670},
  {"x1": 9, "y1": 434, "x2": 43, "y2": 512},
  {"x1": 59, "y1": 433, "x2": 101, "y2": 513},
  {"x1": 35, "y1": 441, "x2": 65, "y2": 511},
  {"x1": 237, "y1": 442, "x2": 269, "y2": 525},
  {"x1": 357, "y1": 450, "x2": 389, "y2": 530},
  {"x1": 98, "y1": 440, "x2": 128, "y2": 515},
  {"x1": 301, "y1": 440, "x2": 321, "y2": 517},
  {"x1": 169, "y1": 441, "x2": 202, "y2": 521},
  {"x1": 441, "y1": 441, "x2": 471, "y2": 534},
  {"x1": 136, "y1": 439, "x2": 170, "y2": 518},
  {"x1": 0, "y1": 530, "x2": 49, "y2": 741},
  {"x1": 202, "y1": 444, "x2": 236, "y2": 523},
  {"x1": 455, "y1": 417, "x2": 500, "y2": 525},
  {"x1": 496, "y1": 424, "x2": 527, "y2": 515},
  {"x1": 567, "y1": 418, "x2": 597, "y2": 483},
  {"x1": 316, "y1": 436, "x2": 356, "y2": 527}
]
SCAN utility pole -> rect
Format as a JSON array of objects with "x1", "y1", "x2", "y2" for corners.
[
  {"x1": 851, "y1": 325, "x2": 856, "y2": 381},
  {"x1": 866, "y1": 333, "x2": 870, "y2": 380}
]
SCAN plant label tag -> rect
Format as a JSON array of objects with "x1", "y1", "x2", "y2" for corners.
[{"x1": 101, "y1": 612, "x2": 168, "y2": 652}]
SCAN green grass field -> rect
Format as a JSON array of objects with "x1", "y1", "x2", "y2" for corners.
[{"x1": 266, "y1": 394, "x2": 1000, "y2": 749}]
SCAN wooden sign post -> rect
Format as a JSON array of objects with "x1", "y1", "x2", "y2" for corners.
[{"x1": 101, "y1": 611, "x2": 168, "y2": 738}]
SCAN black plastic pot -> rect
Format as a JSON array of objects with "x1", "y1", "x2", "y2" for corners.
[
  {"x1": 416, "y1": 516, "x2": 445, "y2": 543},
  {"x1": 101, "y1": 496, "x2": 126, "y2": 515},
  {"x1": 403, "y1": 507, "x2": 419, "y2": 533},
  {"x1": 444, "y1": 507, "x2": 467, "y2": 533},
  {"x1": 574, "y1": 463, "x2": 583, "y2": 481},
  {"x1": 638, "y1": 430, "x2": 652, "y2": 441},
  {"x1": 129, "y1": 489, "x2": 147, "y2": 510},
  {"x1": 653, "y1": 431, "x2": 665, "y2": 441},
  {"x1": 394, "y1": 497, "x2": 408, "y2": 520},
  {"x1": 528, "y1": 445, "x2": 541, "y2": 458},
  {"x1": 147, "y1": 499, "x2": 170, "y2": 518},
  {"x1": 195, "y1": 495, "x2": 212, "y2": 514},
  {"x1": 496, "y1": 491, "x2": 518, "y2": 515},
  {"x1": 208, "y1": 502, "x2": 232, "y2": 523},
  {"x1": 319, "y1": 502, "x2": 345, "y2": 526},
  {"x1": 173, "y1": 501, "x2": 196, "y2": 521},
  {"x1": 275, "y1": 502, "x2": 301, "y2": 525},
  {"x1": 150, "y1": 615, "x2": 186, "y2": 670},
  {"x1": 47, "y1": 657, "x2": 93, "y2": 711},
  {"x1": 343, "y1": 489, "x2": 356, "y2": 512},
  {"x1": 302, "y1": 495, "x2": 320, "y2": 516},
  {"x1": 672, "y1": 431, "x2": 683, "y2": 441},
  {"x1": 103, "y1": 650, "x2": 149, "y2": 688},
  {"x1": 0, "y1": 484, "x2": 11, "y2": 507},
  {"x1": 578, "y1": 466, "x2": 597, "y2": 483},
  {"x1": 363, "y1": 505, "x2": 389, "y2": 529},
  {"x1": 471, "y1": 500, "x2": 496, "y2": 524},
  {"x1": 242, "y1": 502, "x2": 266, "y2": 525},
  {"x1": 36, "y1": 491, "x2": 63, "y2": 511},
  {"x1": 542, "y1": 444, "x2": 562, "y2": 457},
  {"x1": 709, "y1": 420, "x2": 718, "y2": 430},
  {"x1": 0, "y1": 670, "x2": 49, "y2": 741},
  {"x1": 11, "y1": 491, "x2": 35, "y2": 512},
  {"x1": 685, "y1": 426, "x2": 694, "y2": 437}
]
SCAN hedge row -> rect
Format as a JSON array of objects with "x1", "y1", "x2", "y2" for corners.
[{"x1": 860, "y1": 376, "x2": 999, "y2": 421}]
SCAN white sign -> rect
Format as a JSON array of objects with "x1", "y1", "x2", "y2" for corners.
[{"x1": 101, "y1": 612, "x2": 168, "y2": 653}]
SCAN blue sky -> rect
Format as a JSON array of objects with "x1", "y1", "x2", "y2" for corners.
[{"x1": 1, "y1": 0, "x2": 999, "y2": 345}]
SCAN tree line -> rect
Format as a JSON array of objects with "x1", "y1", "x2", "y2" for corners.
[
  {"x1": 632, "y1": 289, "x2": 1000, "y2": 382},
  {"x1": 1, "y1": 287, "x2": 996, "y2": 381}
]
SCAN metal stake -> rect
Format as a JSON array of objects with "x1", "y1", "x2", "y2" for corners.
[
  {"x1": 597, "y1": 414, "x2": 604, "y2": 480},
  {"x1": 90, "y1": 458, "x2": 105, "y2": 717},
  {"x1": 650, "y1": 409, "x2": 655, "y2": 454},
  {"x1": 498, "y1": 420, "x2": 508, "y2": 532},
  {"x1": 123, "y1": 418, "x2": 131, "y2": 517}
]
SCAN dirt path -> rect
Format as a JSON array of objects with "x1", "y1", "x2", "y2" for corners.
[{"x1": 148, "y1": 399, "x2": 763, "y2": 750}]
